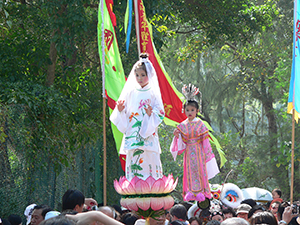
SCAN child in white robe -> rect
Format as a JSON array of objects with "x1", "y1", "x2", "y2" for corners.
[{"x1": 110, "y1": 53, "x2": 165, "y2": 181}]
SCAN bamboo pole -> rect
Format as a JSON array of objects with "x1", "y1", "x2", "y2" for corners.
[
  {"x1": 100, "y1": 0, "x2": 107, "y2": 206},
  {"x1": 290, "y1": 109, "x2": 295, "y2": 204}
]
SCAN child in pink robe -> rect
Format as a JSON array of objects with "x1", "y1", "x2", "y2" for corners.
[{"x1": 170, "y1": 92, "x2": 219, "y2": 202}]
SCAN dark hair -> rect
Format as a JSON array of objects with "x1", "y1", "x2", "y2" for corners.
[
  {"x1": 7, "y1": 214, "x2": 22, "y2": 225},
  {"x1": 277, "y1": 202, "x2": 290, "y2": 221},
  {"x1": 39, "y1": 216, "x2": 76, "y2": 225},
  {"x1": 62, "y1": 189, "x2": 85, "y2": 211},
  {"x1": 120, "y1": 212, "x2": 139, "y2": 225},
  {"x1": 206, "y1": 220, "x2": 221, "y2": 225},
  {"x1": 222, "y1": 207, "x2": 236, "y2": 217},
  {"x1": 184, "y1": 100, "x2": 199, "y2": 110},
  {"x1": 170, "y1": 204, "x2": 187, "y2": 220},
  {"x1": 135, "y1": 53, "x2": 149, "y2": 75},
  {"x1": 33, "y1": 205, "x2": 53, "y2": 219},
  {"x1": 249, "y1": 211, "x2": 277, "y2": 225},
  {"x1": 240, "y1": 199, "x2": 257, "y2": 208},
  {"x1": 170, "y1": 221, "x2": 186, "y2": 225},
  {"x1": 188, "y1": 216, "x2": 201, "y2": 225},
  {"x1": 272, "y1": 188, "x2": 282, "y2": 197},
  {"x1": 1, "y1": 218, "x2": 11, "y2": 225},
  {"x1": 111, "y1": 204, "x2": 122, "y2": 215},
  {"x1": 248, "y1": 205, "x2": 266, "y2": 218}
]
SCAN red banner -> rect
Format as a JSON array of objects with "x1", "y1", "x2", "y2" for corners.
[{"x1": 134, "y1": 0, "x2": 186, "y2": 123}]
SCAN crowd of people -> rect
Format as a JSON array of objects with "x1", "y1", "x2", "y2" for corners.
[{"x1": 0, "y1": 188, "x2": 299, "y2": 225}]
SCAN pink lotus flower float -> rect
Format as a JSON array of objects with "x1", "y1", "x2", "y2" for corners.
[{"x1": 114, "y1": 174, "x2": 178, "y2": 212}]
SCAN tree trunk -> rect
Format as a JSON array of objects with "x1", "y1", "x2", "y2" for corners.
[
  {"x1": 0, "y1": 118, "x2": 13, "y2": 189},
  {"x1": 45, "y1": 39, "x2": 57, "y2": 87}
]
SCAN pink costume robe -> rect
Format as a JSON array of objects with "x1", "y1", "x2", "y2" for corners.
[{"x1": 170, "y1": 118, "x2": 219, "y2": 201}]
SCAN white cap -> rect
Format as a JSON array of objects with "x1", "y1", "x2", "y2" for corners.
[
  {"x1": 45, "y1": 211, "x2": 60, "y2": 221},
  {"x1": 24, "y1": 203, "x2": 37, "y2": 225}
]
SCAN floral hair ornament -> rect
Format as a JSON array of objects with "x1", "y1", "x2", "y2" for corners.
[{"x1": 181, "y1": 84, "x2": 202, "y2": 113}]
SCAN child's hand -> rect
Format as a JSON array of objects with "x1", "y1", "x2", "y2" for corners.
[
  {"x1": 174, "y1": 129, "x2": 180, "y2": 138},
  {"x1": 117, "y1": 100, "x2": 125, "y2": 112},
  {"x1": 145, "y1": 104, "x2": 152, "y2": 116}
]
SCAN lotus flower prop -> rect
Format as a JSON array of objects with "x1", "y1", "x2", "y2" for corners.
[{"x1": 114, "y1": 174, "x2": 178, "y2": 213}]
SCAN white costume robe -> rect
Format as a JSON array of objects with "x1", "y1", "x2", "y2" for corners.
[{"x1": 110, "y1": 83, "x2": 165, "y2": 181}]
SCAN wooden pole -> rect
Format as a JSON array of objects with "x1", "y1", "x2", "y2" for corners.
[
  {"x1": 100, "y1": 0, "x2": 107, "y2": 206},
  {"x1": 103, "y1": 97, "x2": 107, "y2": 206},
  {"x1": 290, "y1": 109, "x2": 295, "y2": 204}
]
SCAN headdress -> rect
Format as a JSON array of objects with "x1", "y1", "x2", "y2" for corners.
[
  {"x1": 182, "y1": 84, "x2": 199, "y2": 101},
  {"x1": 112, "y1": 53, "x2": 163, "y2": 110},
  {"x1": 182, "y1": 84, "x2": 202, "y2": 113}
]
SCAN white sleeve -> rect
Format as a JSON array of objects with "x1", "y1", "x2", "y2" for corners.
[
  {"x1": 110, "y1": 107, "x2": 128, "y2": 134},
  {"x1": 206, "y1": 157, "x2": 220, "y2": 180},
  {"x1": 139, "y1": 98, "x2": 164, "y2": 138}
]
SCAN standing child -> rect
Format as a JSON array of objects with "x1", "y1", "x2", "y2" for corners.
[
  {"x1": 170, "y1": 84, "x2": 219, "y2": 202},
  {"x1": 110, "y1": 53, "x2": 165, "y2": 181}
]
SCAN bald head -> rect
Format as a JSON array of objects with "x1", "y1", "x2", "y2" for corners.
[
  {"x1": 98, "y1": 206, "x2": 115, "y2": 219},
  {"x1": 221, "y1": 217, "x2": 250, "y2": 225}
]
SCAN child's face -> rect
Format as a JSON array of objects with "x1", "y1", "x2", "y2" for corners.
[
  {"x1": 135, "y1": 68, "x2": 149, "y2": 88},
  {"x1": 184, "y1": 105, "x2": 199, "y2": 121},
  {"x1": 272, "y1": 191, "x2": 280, "y2": 199}
]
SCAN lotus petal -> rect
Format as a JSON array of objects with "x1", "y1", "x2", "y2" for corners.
[
  {"x1": 163, "y1": 196, "x2": 174, "y2": 210},
  {"x1": 114, "y1": 180, "x2": 124, "y2": 195},
  {"x1": 130, "y1": 176, "x2": 140, "y2": 186},
  {"x1": 123, "y1": 198, "x2": 139, "y2": 211},
  {"x1": 162, "y1": 175, "x2": 168, "y2": 184},
  {"x1": 121, "y1": 179, "x2": 133, "y2": 195},
  {"x1": 126, "y1": 182, "x2": 136, "y2": 194},
  {"x1": 120, "y1": 198, "x2": 127, "y2": 208},
  {"x1": 163, "y1": 176, "x2": 174, "y2": 193},
  {"x1": 119, "y1": 176, "x2": 127, "y2": 185},
  {"x1": 164, "y1": 177, "x2": 178, "y2": 193},
  {"x1": 145, "y1": 176, "x2": 156, "y2": 189},
  {"x1": 151, "y1": 179, "x2": 165, "y2": 193},
  {"x1": 135, "y1": 179, "x2": 151, "y2": 194},
  {"x1": 171, "y1": 178, "x2": 178, "y2": 191},
  {"x1": 136, "y1": 197, "x2": 151, "y2": 211},
  {"x1": 150, "y1": 197, "x2": 164, "y2": 211}
]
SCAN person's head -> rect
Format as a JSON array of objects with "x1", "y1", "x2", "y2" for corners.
[
  {"x1": 249, "y1": 211, "x2": 277, "y2": 225},
  {"x1": 8, "y1": 214, "x2": 22, "y2": 225},
  {"x1": 188, "y1": 217, "x2": 201, "y2": 225},
  {"x1": 272, "y1": 188, "x2": 281, "y2": 199},
  {"x1": 24, "y1": 203, "x2": 37, "y2": 225},
  {"x1": 270, "y1": 201, "x2": 280, "y2": 215},
  {"x1": 31, "y1": 205, "x2": 52, "y2": 225},
  {"x1": 62, "y1": 189, "x2": 85, "y2": 213},
  {"x1": 169, "y1": 221, "x2": 185, "y2": 225},
  {"x1": 149, "y1": 212, "x2": 167, "y2": 225},
  {"x1": 39, "y1": 216, "x2": 76, "y2": 225},
  {"x1": 184, "y1": 100, "x2": 199, "y2": 121},
  {"x1": 236, "y1": 204, "x2": 252, "y2": 221},
  {"x1": 121, "y1": 212, "x2": 139, "y2": 225},
  {"x1": 222, "y1": 207, "x2": 236, "y2": 220},
  {"x1": 211, "y1": 211, "x2": 224, "y2": 223},
  {"x1": 240, "y1": 199, "x2": 257, "y2": 208},
  {"x1": 277, "y1": 202, "x2": 290, "y2": 221},
  {"x1": 135, "y1": 53, "x2": 149, "y2": 88},
  {"x1": 170, "y1": 204, "x2": 187, "y2": 221},
  {"x1": 1, "y1": 218, "x2": 11, "y2": 225},
  {"x1": 220, "y1": 217, "x2": 250, "y2": 225},
  {"x1": 98, "y1": 206, "x2": 115, "y2": 218},
  {"x1": 207, "y1": 220, "x2": 221, "y2": 225},
  {"x1": 248, "y1": 205, "x2": 266, "y2": 219}
]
